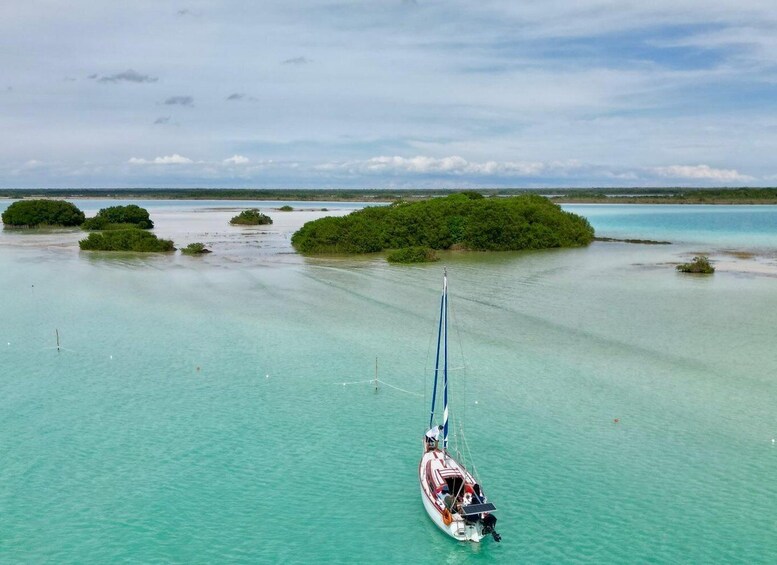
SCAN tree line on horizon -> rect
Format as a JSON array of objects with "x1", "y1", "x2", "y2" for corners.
[{"x1": 2, "y1": 187, "x2": 777, "y2": 202}]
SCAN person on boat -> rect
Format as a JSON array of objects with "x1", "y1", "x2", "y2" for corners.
[
  {"x1": 424, "y1": 424, "x2": 443, "y2": 450},
  {"x1": 472, "y1": 483, "x2": 486, "y2": 504},
  {"x1": 443, "y1": 489, "x2": 459, "y2": 514}
]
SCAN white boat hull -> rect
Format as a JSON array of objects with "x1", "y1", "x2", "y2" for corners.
[{"x1": 418, "y1": 448, "x2": 487, "y2": 543}]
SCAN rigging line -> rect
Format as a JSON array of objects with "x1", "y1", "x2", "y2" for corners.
[
  {"x1": 332, "y1": 379, "x2": 423, "y2": 397},
  {"x1": 423, "y1": 302, "x2": 438, "y2": 427},
  {"x1": 430, "y1": 281, "x2": 445, "y2": 429},
  {"x1": 448, "y1": 284, "x2": 470, "y2": 434},
  {"x1": 374, "y1": 379, "x2": 424, "y2": 397},
  {"x1": 443, "y1": 274, "x2": 449, "y2": 451},
  {"x1": 459, "y1": 423, "x2": 480, "y2": 485}
]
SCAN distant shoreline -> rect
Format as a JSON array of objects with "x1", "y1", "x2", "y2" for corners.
[
  {"x1": 552, "y1": 197, "x2": 777, "y2": 205},
  {"x1": 1, "y1": 188, "x2": 776, "y2": 205}
]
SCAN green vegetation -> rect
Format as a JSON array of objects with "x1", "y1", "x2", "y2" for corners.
[
  {"x1": 181, "y1": 242, "x2": 211, "y2": 255},
  {"x1": 82, "y1": 205, "x2": 154, "y2": 230},
  {"x1": 386, "y1": 246, "x2": 439, "y2": 263},
  {"x1": 229, "y1": 209, "x2": 273, "y2": 225},
  {"x1": 279, "y1": 205, "x2": 294, "y2": 211},
  {"x1": 79, "y1": 230, "x2": 175, "y2": 252},
  {"x1": 677, "y1": 255, "x2": 715, "y2": 274},
  {"x1": 291, "y1": 194, "x2": 594, "y2": 255},
  {"x1": 1, "y1": 199, "x2": 85, "y2": 227}
]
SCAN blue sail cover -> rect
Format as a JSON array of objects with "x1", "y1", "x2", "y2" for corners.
[{"x1": 428, "y1": 270, "x2": 449, "y2": 453}]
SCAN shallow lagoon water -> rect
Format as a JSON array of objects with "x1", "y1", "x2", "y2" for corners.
[{"x1": 1, "y1": 200, "x2": 777, "y2": 563}]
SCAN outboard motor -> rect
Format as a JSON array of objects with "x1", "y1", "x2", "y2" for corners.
[{"x1": 481, "y1": 514, "x2": 501, "y2": 542}]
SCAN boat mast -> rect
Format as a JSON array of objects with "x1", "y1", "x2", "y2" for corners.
[
  {"x1": 429, "y1": 271, "x2": 446, "y2": 428},
  {"x1": 442, "y1": 268, "x2": 449, "y2": 451}
]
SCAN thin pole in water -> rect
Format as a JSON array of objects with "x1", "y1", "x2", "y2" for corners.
[
  {"x1": 56, "y1": 329, "x2": 60, "y2": 353},
  {"x1": 374, "y1": 357, "x2": 379, "y2": 391}
]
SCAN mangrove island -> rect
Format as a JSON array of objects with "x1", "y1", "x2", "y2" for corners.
[
  {"x1": 1, "y1": 199, "x2": 85, "y2": 228},
  {"x1": 676, "y1": 255, "x2": 715, "y2": 274},
  {"x1": 79, "y1": 230, "x2": 175, "y2": 252},
  {"x1": 291, "y1": 193, "x2": 594, "y2": 256},
  {"x1": 82, "y1": 205, "x2": 154, "y2": 230},
  {"x1": 230, "y1": 209, "x2": 273, "y2": 225},
  {"x1": 181, "y1": 242, "x2": 212, "y2": 255}
]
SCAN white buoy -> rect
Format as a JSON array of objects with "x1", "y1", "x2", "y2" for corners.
[
  {"x1": 266, "y1": 374, "x2": 270, "y2": 379},
  {"x1": 474, "y1": 400, "x2": 479, "y2": 405},
  {"x1": 109, "y1": 355, "x2": 113, "y2": 360}
]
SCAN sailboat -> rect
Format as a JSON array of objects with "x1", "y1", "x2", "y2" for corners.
[{"x1": 419, "y1": 269, "x2": 501, "y2": 543}]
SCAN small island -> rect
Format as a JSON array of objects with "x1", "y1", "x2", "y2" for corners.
[
  {"x1": 1, "y1": 199, "x2": 85, "y2": 228},
  {"x1": 79, "y1": 230, "x2": 175, "y2": 252},
  {"x1": 229, "y1": 209, "x2": 273, "y2": 225},
  {"x1": 386, "y1": 246, "x2": 440, "y2": 263},
  {"x1": 181, "y1": 242, "x2": 212, "y2": 255},
  {"x1": 278, "y1": 205, "x2": 294, "y2": 212},
  {"x1": 291, "y1": 193, "x2": 594, "y2": 256},
  {"x1": 82, "y1": 205, "x2": 154, "y2": 230},
  {"x1": 677, "y1": 255, "x2": 715, "y2": 274}
]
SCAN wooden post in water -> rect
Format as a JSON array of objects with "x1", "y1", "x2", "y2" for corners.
[
  {"x1": 56, "y1": 329, "x2": 60, "y2": 353},
  {"x1": 374, "y1": 357, "x2": 379, "y2": 392}
]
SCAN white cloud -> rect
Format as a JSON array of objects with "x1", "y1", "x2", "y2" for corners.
[
  {"x1": 653, "y1": 164, "x2": 753, "y2": 182},
  {"x1": 318, "y1": 155, "x2": 547, "y2": 176},
  {"x1": 223, "y1": 155, "x2": 250, "y2": 165},
  {"x1": 3, "y1": 3, "x2": 777, "y2": 188},
  {"x1": 128, "y1": 154, "x2": 193, "y2": 165}
]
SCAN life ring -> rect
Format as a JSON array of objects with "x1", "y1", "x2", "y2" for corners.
[{"x1": 442, "y1": 509, "x2": 453, "y2": 526}]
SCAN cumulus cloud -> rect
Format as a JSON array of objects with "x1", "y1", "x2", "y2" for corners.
[
  {"x1": 317, "y1": 155, "x2": 546, "y2": 176},
  {"x1": 164, "y1": 95, "x2": 194, "y2": 106},
  {"x1": 653, "y1": 164, "x2": 753, "y2": 182},
  {"x1": 224, "y1": 155, "x2": 250, "y2": 165},
  {"x1": 97, "y1": 69, "x2": 158, "y2": 83},
  {"x1": 282, "y1": 56, "x2": 311, "y2": 65},
  {"x1": 128, "y1": 154, "x2": 193, "y2": 165}
]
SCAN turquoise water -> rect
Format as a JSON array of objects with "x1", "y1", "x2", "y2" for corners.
[
  {"x1": 563, "y1": 204, "x2": 777, "y2": 250},
  {"x1": 1, "y1": 201, "x2": 777, "y2": 563}
]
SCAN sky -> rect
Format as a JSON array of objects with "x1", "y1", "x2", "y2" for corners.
[{"x1": 2, "y1": 0, "x2": 777, "y2": 189}]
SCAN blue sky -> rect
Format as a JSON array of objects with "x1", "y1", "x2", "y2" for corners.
[{"x1": 1, "y1": 0, "x2": 776, "y2": 188}]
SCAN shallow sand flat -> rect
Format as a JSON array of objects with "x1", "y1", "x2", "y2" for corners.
[{"x1": 713, "y1": 259, "x2": 777, "y2": 276}]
